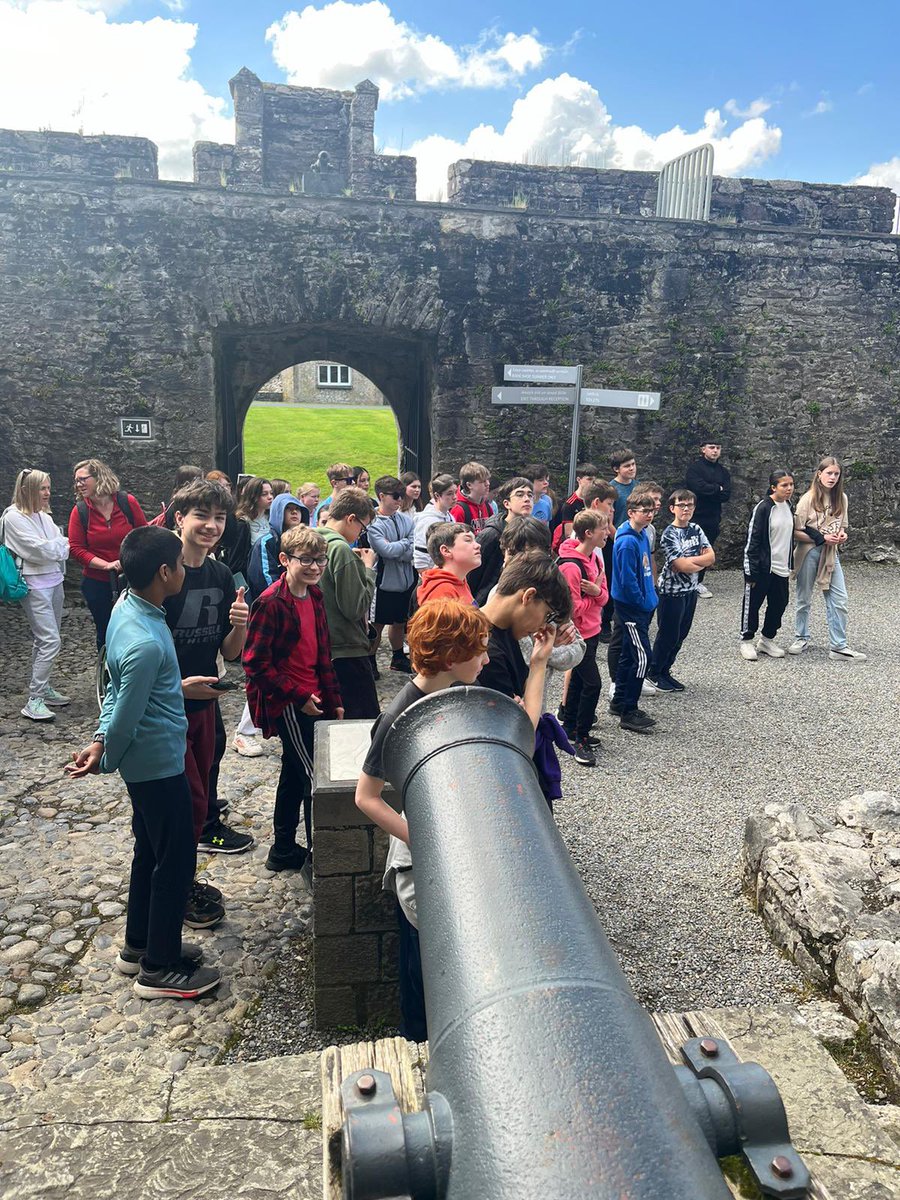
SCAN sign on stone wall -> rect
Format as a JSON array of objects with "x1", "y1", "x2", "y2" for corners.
[
  {"x1": 581, "y1": 389, "x2": 660, "y2": 411},
  {"x1": 119, "y1": 417, "x2": 153, "y2": 439}
]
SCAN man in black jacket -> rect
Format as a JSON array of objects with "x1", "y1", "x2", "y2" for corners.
[{"x1": 685, "y1": 439, "x2": 731, "y2": 598}]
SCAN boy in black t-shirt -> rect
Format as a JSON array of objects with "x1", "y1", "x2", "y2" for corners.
[
  {"x1": 355, "y1": 599, "x2": 491, "y2": 1041},
  {"x1": 165, "y1": 480, "x2": 251, "y2": 928}
]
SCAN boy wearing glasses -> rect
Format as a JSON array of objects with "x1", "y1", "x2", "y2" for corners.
[
  {"x1": 243, "y1": 526, "x2": 343, "y2": 873},
  {"x1": 319, "y1": 487, "x2": 380, "y2": 719},
  {"x1": 368, "y1": 475, "x2": 417, "y2": 676},
  {"x1": 610, "y1": 495, "x2": 659, "y2": 734},
  {"x1": 647, "y1": 490, "x2": 714, "y2": 692}
]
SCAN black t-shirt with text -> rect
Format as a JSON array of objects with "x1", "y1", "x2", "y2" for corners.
[{"x1": 163, "y1": 557, "x2": 235, "y2": 712}]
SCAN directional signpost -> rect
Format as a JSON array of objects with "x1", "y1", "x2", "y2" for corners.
[{"x1": 493, "y1": 365, "x2": 662, "y2": 491}]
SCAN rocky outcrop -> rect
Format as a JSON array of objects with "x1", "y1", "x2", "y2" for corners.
[{"x1": 745, "y1": 791, "x2": 900, "y2": 1084}]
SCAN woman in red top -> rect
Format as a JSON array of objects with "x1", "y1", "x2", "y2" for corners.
[{"x1": 67, "y1": 458, "x2": 147, "y2": 648}]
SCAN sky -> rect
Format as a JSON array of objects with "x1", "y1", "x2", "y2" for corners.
[{"x1": 1, "y1": 0, "x2": 898, "y2": 206}]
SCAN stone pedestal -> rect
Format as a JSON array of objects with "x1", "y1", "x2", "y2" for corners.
[{"x1": 312, "y1": 720, "x2": 400, "y2": 1030}]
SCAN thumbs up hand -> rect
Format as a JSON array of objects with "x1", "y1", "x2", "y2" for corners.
[{"x1": 229, "y1": 586, "x2": 250, "y2": 627}]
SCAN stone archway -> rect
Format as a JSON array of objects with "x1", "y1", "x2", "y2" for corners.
[{"x1": 215, "y1": 323, "x2": 435, "y2": 483}]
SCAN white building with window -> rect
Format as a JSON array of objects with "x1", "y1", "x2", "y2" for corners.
[{"x1": 256, "y1": 362, "x2": 385, "y2": 407}]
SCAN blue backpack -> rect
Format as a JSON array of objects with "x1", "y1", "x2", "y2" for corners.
[{"x1": 0, "y1": 514, "x2": 28, "y2": 604}]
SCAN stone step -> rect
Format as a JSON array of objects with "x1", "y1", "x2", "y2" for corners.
[{"x1": 0, "y1": 1052, "x2": 322, "y2": 1199}]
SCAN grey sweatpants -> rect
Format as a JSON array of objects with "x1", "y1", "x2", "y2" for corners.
[{"x1": 21, "y1": 583, "x2": 64, "y2": 698}]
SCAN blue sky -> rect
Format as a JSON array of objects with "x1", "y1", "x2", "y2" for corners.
[{"x1": 0, "y1": 0, "x2": 898, "y2": 200}]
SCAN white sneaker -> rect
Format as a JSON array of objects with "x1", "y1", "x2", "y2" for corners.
[
  {"x1": 232, "y1": 733, "x2": 264, "y2": 757},
  {"x1": 739, "y1": 641, "x2": 758, "y2": 661},
  {"x1": 787, "y1": 639, "x2": 809, "y2": 656},
  {"x1": 757, "y1": 637, "x2": 786, "y2": 658},
  {"x1": 641, "y1": 679, "x2": 658, "y2": 697},
  {"x1": 21, "y1": 698, "x2": 55, "y2": 721},
  {"x1": 697, "y1": 583, "x2": 713, "y2": 599},
  {"x1": 42, "y1": 685, "x2": 71, "y2": 706},
  {"x1": 608, "y1": 682, "x2": 616, "y2": 700},
  {"x1": 829, "y1": 647, "x2": 868, "y2": 662}
]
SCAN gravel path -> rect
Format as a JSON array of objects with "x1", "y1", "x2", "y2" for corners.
[{"x1": 1, "y1": 565, "x2": 896, "y2": 1081}]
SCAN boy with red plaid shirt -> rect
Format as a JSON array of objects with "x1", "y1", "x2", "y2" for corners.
[{"x1": 243, "y1": 526, "x2": 343, "y2": 873}]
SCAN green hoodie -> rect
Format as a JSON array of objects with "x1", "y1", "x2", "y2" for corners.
[{"x1": 319, "y1": 526, "x2": 376, "y2": 658}]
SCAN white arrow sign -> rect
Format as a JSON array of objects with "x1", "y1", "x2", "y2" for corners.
[
  {"x1": 492, "y1": 386, "x2": 576, "y2": 406},
  {"x1": 581, "y1": 389, "x2": 661, "y2": 411},
  {"x1": 504, "y1": 363, "x2": 580, "y2": 385}
]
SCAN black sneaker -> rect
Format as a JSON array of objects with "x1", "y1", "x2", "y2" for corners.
[
  {"x1": 193, "y1": 877, "x2": 222, "y2": 904},
  {"x1": 635, "y1": 708, "x2": 657, "y2": 725},
  {"x1": 663, "y1": 674, "x2": 686, "y2": 692},
  {"x1": 390, "y1": 652, "x2": 414, "y2": 674},
  {"x1": 580, "y1": 732, "x2": 603, "y2": 747},
  {"x1": 620, "y1": 710, "x2": 655, "y2": 734},
  {"x1": 116, "y1": 941, "x2": 203, "y2": 977},
  {"x1": 653, "y1": 675, "x2": 678, "y2": 692},
  {"x1": 197, "y1": 821, "x2": 256, "y2": 855},
  {"x1": 133, "y1": 958, "x2": 222, "y2": 1000},
  {"x1": 265, "y1": 844, "x2": 309, "y2": 872},
  {"x1": 573, "y1": 739, "x2": 597, "y2": 767},
  {"x1": 184, "y1": 882, "x2": 225, "y2": 930}
]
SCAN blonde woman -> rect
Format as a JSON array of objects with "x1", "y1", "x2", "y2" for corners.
[
  {"x1": 67, "y1": 458, "x2": 146, "y2": 648},
  {"x1": 2, "y1": 470, "x2": 70, "y2": 721},
  {"x1": 789, "y1": 456, "x2": 866, "y2": 661}
]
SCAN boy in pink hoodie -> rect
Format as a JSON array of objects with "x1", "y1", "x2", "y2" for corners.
[{"x1": 556, "y1": 510, "x2": 610, "y2": 767}]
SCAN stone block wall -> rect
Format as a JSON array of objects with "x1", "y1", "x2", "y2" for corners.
[
  {"x1": 312, "y1": 722, "x2": 400, "y2": 1029},
  {"x1": 0, "y1": 130, "x2": 158, "y2": 180},
  {"x1": 193, "y1": 142, "x2": 234, "y2": 188},
  {"x1": 350, "y1": 153, "x2": 417, "y2": 202},
  {"x1": 448, "y1": 159, "x2": 896, "y2": 233}
]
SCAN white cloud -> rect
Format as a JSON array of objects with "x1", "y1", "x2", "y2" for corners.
[
  {"x1": 724, "y1": 97, "x2": 771, "y2": 119},
  {"x1": 266, "y1": 1, "x2": 547, "y2": 100},
  {"x1": 853, "y1": 156, "x2": 900, "y2": 192},
  {"x1": 400, "y1": 74, "x2": 782, "y2": 200},
  {"x1": 804, "y1": 99, "x2": 833, "y2": 117},
  {"x1": 0, "y1": 0, "x2": 232, "y2": 178}
]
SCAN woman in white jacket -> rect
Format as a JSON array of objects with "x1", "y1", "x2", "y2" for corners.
[{"x1": 2, "y1": 470, "x2": 70, "y2": 721}]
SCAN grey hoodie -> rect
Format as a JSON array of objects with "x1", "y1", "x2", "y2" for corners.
[{"x1": 368, "y1": 508, "x2": 416, "y2": 592}]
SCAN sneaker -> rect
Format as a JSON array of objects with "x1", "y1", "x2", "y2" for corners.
[
  {"x1": 619, "y1": 710, "x2": 654, "y2": 734},
  {"x1": 390, "y1": 652, "x2": 414, "y2": 674},
  {"x1": 697, "y1": 583, "x2": 713, "y2": 599},
  {"x1": 573, "y1": 739, "x2": 597, "y2": 767},
  {"x1": 739, "y1": 641, "x2": 758, "y2": 661},
  {"x1": 607, "y1": 682, "x2": 616, "y2": 700},
  {"x1": 829, "y1": 647, "x2": 868, "y2": 662},
  {"x1": 265, "y1": 844, "x2": 309, "y2": 872},
  {"x1": 635, "y1": 708, "x2": 657, "y2": 725},
  {"x1": 116, "y1": 941, "x2": 203, "y2": 977},
  {"x1": 641, "y1": 678, "x2": 659, "y2": 697},
  {"x1": 133, "y1": 958, "x2": 222, "y2": 1000},
  {"x1": 556, "y1": 704, "x2": 567, "y2": 722},
  {"x1": 192, "y1": 878, "x2": 223, "y2": 904},
  {"x1": 300, "y1": 854, "x2": 314, "y2": 892},
  {"x1": 232, "y1": 733, "x2": 263, "y2": 758},
  {"x1": 579, "y1": 732, "x2": 604, "y2": 748},
  {"x1": 21, "y1": 698, "x2": 54, "y2": 722},
  {"x1": 653, "y1": 675, "x2": 679, "y2": 692},
  {"x1": 197, "y1": 821, "x2": 256, "y2": 855},
  {"x1": 757, "y1": 636, "x2": 786, "y2": 658},
  {"x1": 787, "y1": 638, "x2": 809, "y2": 655},
  {"x1": 662, "y1": 674, "x2": 685, "y2": 692},
  {"x1": 42, "y1": 685, "x2": 71, "y2": 707},
  {"x1": 183, "y1": 882, "x2": 225, "y2": 930}
]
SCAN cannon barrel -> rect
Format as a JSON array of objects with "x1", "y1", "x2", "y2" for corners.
[{"x1": 341, "y1": 687, "x2": 807, "y2": 1199}]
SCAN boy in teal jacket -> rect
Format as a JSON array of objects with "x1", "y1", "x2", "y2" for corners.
[{"x1": 66, "y1": 526, "x2": 221, "y2": 1001}]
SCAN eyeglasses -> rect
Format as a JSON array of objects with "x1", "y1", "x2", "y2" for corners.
[
  {"x1": 342, "y1": 477, "x2": 355, "y2": 485},
  {"x1": 287, "y1": 554, "x2": 327, "y2": 567},
  {"x1": 74, "y1": 474, "x2": 93, "y2": 484},
  {"x1": 351, "y1": 514, "x2": 370, "y2": 528},
  {"x1": 673, "y1": 502, "x2": 695, "y2": 509},
  {"x1": 381, "y1": 491, "x2": 403, "y2": 501}
]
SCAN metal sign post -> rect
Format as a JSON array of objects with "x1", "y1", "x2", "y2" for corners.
[{"x1": 494, "y1": 367, "x2": 662, "y2": 492}]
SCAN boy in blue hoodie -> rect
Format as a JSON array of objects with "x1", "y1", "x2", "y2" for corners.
[
  {"x1": 65, "y1": 526, "x2": 222, "y2": 1000},
  {"x1": 610, "y1": 494, "x2": 659, "y2": 734},
  {"x1": 247, "y1": 492, "x2": 305, "y2": 599}
]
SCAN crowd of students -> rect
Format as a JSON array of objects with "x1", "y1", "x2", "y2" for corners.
[{"x1": 0, "y1": 440, "x2": 866, "y2": 1005}]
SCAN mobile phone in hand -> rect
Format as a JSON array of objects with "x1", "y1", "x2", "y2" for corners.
[{"x1": 209, "y1": 679, "x2": 238, "y2": 692}]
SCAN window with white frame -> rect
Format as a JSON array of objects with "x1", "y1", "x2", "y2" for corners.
[{"x1": 317, "y1": 363, "x2": 352, "y2": 388}]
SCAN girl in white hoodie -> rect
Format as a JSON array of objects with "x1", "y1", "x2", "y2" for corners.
[{"x1": 2, "y1": 470, "x2": 70, "y2": 721}]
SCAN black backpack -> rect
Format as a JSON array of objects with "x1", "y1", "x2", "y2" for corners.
[
  {"x1": 76, "y1": 491, "x2": 136, "y2": 534},
  {"x1": 555, "y1": 552, "x2": 589, "y2": 581}
]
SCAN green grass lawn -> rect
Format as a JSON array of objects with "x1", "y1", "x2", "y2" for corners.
[{"x1": 242, "y1": 404, "x2": 401, "y2": 491}]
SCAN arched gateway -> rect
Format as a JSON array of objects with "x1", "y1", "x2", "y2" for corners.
[{"x1": 0, "y1": 68, "x2": 898, "y2": 557}]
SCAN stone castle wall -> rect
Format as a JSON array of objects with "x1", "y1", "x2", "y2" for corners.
[
  {"x1": 0, "y1": 130, "x2": 158, "y2": 180},
  {"x1": 448, "y1": 159, "x2": 896, "y2": 233}
]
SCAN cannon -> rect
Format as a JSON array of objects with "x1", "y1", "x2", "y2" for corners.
[{"x1": 340, "y1": 687, "x2": 809, "y2": 1199}]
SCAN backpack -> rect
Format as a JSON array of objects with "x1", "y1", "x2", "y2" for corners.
[
  {"x1": 555, "y1": 552, "x2": 589, "y2": 581},
  {"x1": 0, "y1": 514, "x2": 28, "y2": 604},
  {"x1": 550, "y1": 494, "x2": 582, "y2": 552},
  {"x1": 76, "y1": 490, "x2": 136, "y2": 534}
]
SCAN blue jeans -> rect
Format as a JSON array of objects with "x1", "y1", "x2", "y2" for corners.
[{"x1": 794, "y1": 547, "x2": 848, "y2": 649}]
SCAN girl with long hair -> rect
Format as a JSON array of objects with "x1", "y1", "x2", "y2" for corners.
[
  {"x1": 2, "y1": 469, "x2": 70, "y2": 720},
  {"x1": 399, "y1": 471, "x2": 423, "y2": 513},
  {"x1": 739, "y1": 469, "x2": 795, "y2": 661},
  {"x1": 788, "y1": 456, "x2": 866, "y2": 660},
  {"x1": 235, "y1": 477, "x2": 273, "y2": 545}
]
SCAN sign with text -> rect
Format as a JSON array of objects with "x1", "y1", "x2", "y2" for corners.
[
  {"x1": 503, "y1": 363, "x2": 580, "y2": 385},
  {"x1": 492, "y1": 387, "x2": 575, "y2": 406},
  {"x1": 581, "y1": 389, "x2": 661, "y2": 411},
  {"x1": 119, "y1": 417, "x2": 153, "y2": 439}
]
